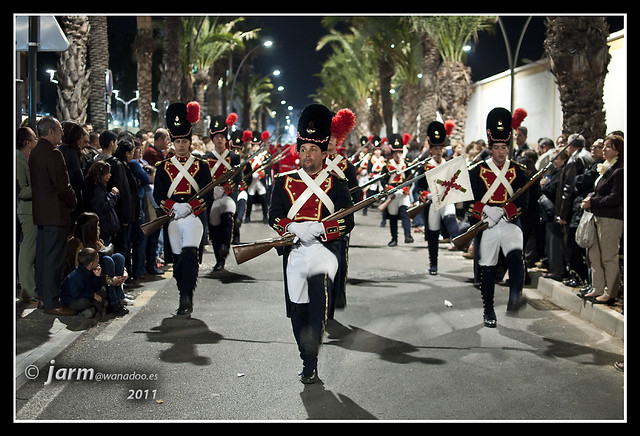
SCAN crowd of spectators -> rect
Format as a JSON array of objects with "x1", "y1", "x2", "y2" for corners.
[{"x1": 16, "y1": 116, "x2": 176, "y2": 321}]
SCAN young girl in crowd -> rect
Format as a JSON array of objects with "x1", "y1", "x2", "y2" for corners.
[
  {"x1": 85, "y1": 161, "x2": 120, "y2": 246},
  {"x1": 66, "y1": 212, "x2": 130, "y2": 316}
]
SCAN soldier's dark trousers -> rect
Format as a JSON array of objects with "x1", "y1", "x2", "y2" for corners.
[
  {"x1": 389, "y1": 206, "x2": 411, "y2": 240},
  {"x1": 290, "y1": 274, "x2": 332, "y2": 377},
  {"x1": 172, "y1": 247, "x2": 199, "y2": 297}
]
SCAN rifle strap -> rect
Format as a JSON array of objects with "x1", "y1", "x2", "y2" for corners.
[
  {"x1": 287, "y1": 169, "x2": 334, "y2": 219},
  {"x1": 480, "y1": 159, "x2": 514, "y2": 204},
  {"x1": 168, "y1": 156, "x2": 199, "y2": 197},
  {"x1": 209, "y1": 149, "x2": 232, "y2": 175}
]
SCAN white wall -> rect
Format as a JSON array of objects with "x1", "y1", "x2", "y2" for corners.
[{"x1": 464, "y1": 29, "x2": 625, "y2": 147}]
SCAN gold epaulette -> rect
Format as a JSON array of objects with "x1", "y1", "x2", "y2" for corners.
[
  {"x1": 467, "y1": 159, "x2": 484, "y2": 171},
  {"x1": 512, "y1": 160, "x2": 527, "y2": 171}
]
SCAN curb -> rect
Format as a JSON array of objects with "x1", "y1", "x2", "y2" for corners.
[{"x1": 530, "y1": 273, "x2": 625, "y2": 338}]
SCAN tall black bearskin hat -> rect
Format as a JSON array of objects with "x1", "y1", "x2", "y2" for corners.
[
  {"x1": 387, "y1": 133, "x2": 410, "y2": 152},
  {"x1": 371, "y1": 135, "x2": 382, "y2": 149},
  {"x1": 166, "y1": 101, "x2": 200, "y2": 140},
  {"x1": 229, "y1": 130, "x2": 243, "y2": 149},
  {"x1": 251, "y1": 130, "x2": 271, "y2": 145},
  {"x1": 209, "y1": 112, "x2": 238, "y2": 144},
  {"x1": 427, "y1": 120, "x2": 455, "y2": 146},
  {"x1": 486, "y1": 107, "x2": 528, "y2": 147},
  {"x1": 296, "y1": 104, "x2": 333, "y2": 151}
]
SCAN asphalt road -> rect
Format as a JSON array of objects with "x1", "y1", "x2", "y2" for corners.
[{"x1": 15, "y1": 207, "x2": 625, "y2": 422}]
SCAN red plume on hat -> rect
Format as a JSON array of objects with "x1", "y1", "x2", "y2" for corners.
[
  {"x1": 444, "y1": 120, "x2": 455, "y2": 136},
  {"x1": 242, "y1": 130, "x2": 253, "y2": 142},
  {"x1": 186, "y1": 101, "x2": 200, "y2": 124},
  {"x1": 331, "y1": 108, "x2": 356, "y2": 143},
  {"x1": 261, "y1": 130, "x2": 270, "y2": 142},
  {"x1": 511, "y1": 108, "x2": 527, "y2": 129},
  {"x1": 226, "y1": 112, "x2": 238, "y2": 126},
  {"x1": 402, "y1": 133, "x2": 412, "y2": 145}
]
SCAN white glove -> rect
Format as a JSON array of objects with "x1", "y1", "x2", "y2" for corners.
[
  {"x1": 172, "y1": 202, "x2": 192, "y2": 219},
  {"x1": 482, "y1": 205, "x2": 504, "y2": 228},
  {"x1": 287, "y1": 221, "x2": 323, "y2": 245},
  {"x1": 213, "y1": 185, "x2": 225, "y2": 200}
]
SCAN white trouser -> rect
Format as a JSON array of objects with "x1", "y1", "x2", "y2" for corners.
[
  {"x1": 427, "y1": 202, "x2": 456, "y2": 230},
  {"x1": 209, "y1": 195, "x2": 236, "y2": 226},
  {"x1": 168, "y1": 214, "x2": 203, "y2": 254},
  {"x1": 478, "y1": 218, "x2": 523, "y2": 266},
  {"x1": 386, "y1": 191, "x2": 410, "y2": 215},
  {"x1": 286, "y1": 242, "x2": 338, "y2": 304}
]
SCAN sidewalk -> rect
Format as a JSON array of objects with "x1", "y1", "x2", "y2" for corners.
[{"x1": 525, "y1": 269, "x2": 625, "y2": 338}]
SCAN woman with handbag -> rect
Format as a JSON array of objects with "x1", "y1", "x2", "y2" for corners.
[{"x1": 578, "y1": 134, "x2": 624, "y2": 305}]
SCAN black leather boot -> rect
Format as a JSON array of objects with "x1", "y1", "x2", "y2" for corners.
[{"x1": 480, "y1": 266, "x2": 497, "y2": 327}]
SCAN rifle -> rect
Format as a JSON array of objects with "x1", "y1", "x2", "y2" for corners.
[
  {"x1": 232, "y1": 170, "x2": 429, "y2": 264},
  {"x1": 451, "y1": 132, "x2": 582, "y2": 249},
  {"x1": 407, "y1": 198, "x2": 431, "y2": 219},
  {"x1": 350, "y1": 156, "x2": 428, "y2": 194},
  {"x1": 140, "y1": 143, "x2": 269, "y2": 237}
]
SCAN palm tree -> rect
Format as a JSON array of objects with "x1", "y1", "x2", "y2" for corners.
[
  {"x1": 245, "y1": 73, "x2": 274, "y2": 131},
  {"x1": 158, "y1": 16, "x2": 183, "y2": 122},
  {"x1": 315, "y1": 26, "x2": 381, "y2": 138},
  {"x1": 88, "y1": 16, "x2": 109, "y2": 131},
  {"x1": 412, "y1": 16, "x2": 497, "y2": 143},
  {"x1": 133, "y1": 16, "x2": 155, "y2": 132},
  {"x1": 543, "y1": 16, "x2": 611, "y2": 146},
  {"x1": 407, "y1": 18, "x2": 441, "y2": 144},
  {"x1": 389, "y1": 23, "x2": 423, "y2": 139},
  {"x1": 179, "y1": 16, "x2": 257, "y2": 135},
  {"x1": 321, "y1": 16, "x2": 406, "y2": 136},
  {"x1": 56, "y1": 16, "x2": 91, "y2": 123}
]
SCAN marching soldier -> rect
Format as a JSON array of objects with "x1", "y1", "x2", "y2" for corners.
[
  {"x1": 415, "y1": 121, "x2": 461, "y2": 274},
  {"x1": 366, "y1": 136, "x2": 386, "y2": 222},
  {"x1": 268, "y1": 104, "x2": 355, "y2": 384},
  {"x1": 153, "y1": 102, "x2": 213, "y2": 316},
  {"x1": 205, "y1": 114, "x2": 242, "y2": 271},
  {"x1": 230, "y1": 130, "x2": 249, "y2": 244},
  {"x1": 245, "y1": 131, "x2": 271, "y2": 223},
  {"x1": 381, "y1": 133, "x2": 413, "y2": 246},
  {"x1": 468, "y1": 107, "x2": 528, "y2": 327}
]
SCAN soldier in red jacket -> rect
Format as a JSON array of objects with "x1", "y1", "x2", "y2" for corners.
[
  {"x1": 268, "y1": 104, "x2": 354, "y2": 384},
  {"x1": 153, "y1": 102, "x2": 213, "y2": 316},
  {"x1": 468, "y1": 107, "x2": 528, "y2": 327}
]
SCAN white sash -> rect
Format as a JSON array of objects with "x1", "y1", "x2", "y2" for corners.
[
  {"x1": 287, "y1": 169, "x2": 335, "y2": 220},
  {"x1": 325, "y1": 154, "x2": 346, "y2": 179},
  {"x1": 480, "y1": 158, "x2": 514, "y2": 204},
  {"x1": 168, "y1": 156, "x2": 199, "y2": 197},
  {"x1": 210, "y1": 149, "x2": 232, "y2": 175}
]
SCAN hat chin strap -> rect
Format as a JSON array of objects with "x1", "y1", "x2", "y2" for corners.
[{"x1": 486, "y1": 129, "x2": 511, "y2": 145}]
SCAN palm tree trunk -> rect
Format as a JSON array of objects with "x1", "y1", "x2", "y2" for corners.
[
  {"x1": 417, "y1": 34, "x2": 440, "y2": 144},
  {"x1": 134, "y1": 16, "x2": 155, "y2": 132},
  {"x1": 158, "y1": 16, "x2": 182, "y2": 123},
  {"x1": 544, "y1": 17, "x2": 611, "y2": 145},
  {"x1": 377, "y1": 55, "x2": 395, "y2": 136},
  {"x1": 88, "y1": 16, "x2": 108, "y2": 131},
  {"x1": 436, "y1": 60, "x2": 472, "y2": 144},
  {"x1": 56, "y1": 16, "x2": 90, "y2": 123}
]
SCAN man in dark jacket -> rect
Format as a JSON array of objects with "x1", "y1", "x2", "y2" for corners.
[{"x1": 29, "y1": 116, "x2": 77, "y2": 315}]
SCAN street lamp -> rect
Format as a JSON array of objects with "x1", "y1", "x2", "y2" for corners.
[
  {"x1": 229, "y1": 39, "x2": 274, "y2": 113},
  {"x1": 112, "y1": 89, "x2": 139, "y2": 129}
]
